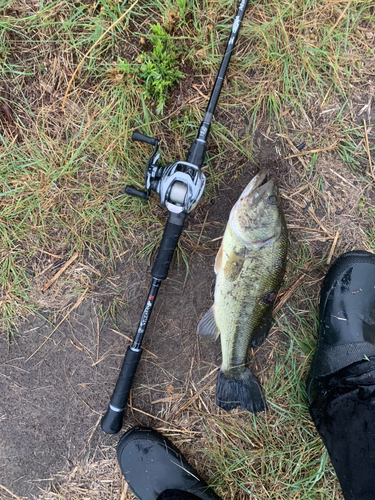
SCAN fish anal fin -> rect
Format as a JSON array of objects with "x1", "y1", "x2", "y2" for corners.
[
  {"x1": 250, "y1": 308, "x2": 273, "y2": 348},
  {"x1": 197, "y1": 306, "x2": 220, "y2": 341}
]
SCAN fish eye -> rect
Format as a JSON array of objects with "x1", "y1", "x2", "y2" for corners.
[{"x1": 267, "y1": 195, "x2": 277, "y2": 204}]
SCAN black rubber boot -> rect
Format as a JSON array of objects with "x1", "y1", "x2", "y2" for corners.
[
  {"x1": 117, "y1": 427, "x2": 222, "y2": 500},
  {"x1": 307, "y1": 250, "x2": 375, "y2": 500},
  {"x1": 307, "y1": 250, "x2": 375, "y2": 403},
  {"x1": 157, "y1": 491, "x2": 203, "y2": 500}
]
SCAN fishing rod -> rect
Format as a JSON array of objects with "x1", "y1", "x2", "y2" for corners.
[{"x1": 101, "y1": 0, "x2": 249, "y2": 434}]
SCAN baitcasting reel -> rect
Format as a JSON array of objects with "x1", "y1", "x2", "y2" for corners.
[{"x1": 125, "y1": 131, "x2": 206, "y2": 214}]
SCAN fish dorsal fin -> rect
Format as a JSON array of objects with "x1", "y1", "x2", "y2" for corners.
[
  {"x1": 197, "y1": 306, "x2": 220, "y2": 341},
  {"x1": 223, "y1": 249, "x2": 246, "y2": 282},
  {"x1": 214, "y1": 243, "x2": 223, "y2": 274}
]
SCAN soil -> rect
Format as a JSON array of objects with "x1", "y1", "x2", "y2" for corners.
[{"x1": 0, "y1": 167, "x2": 262, "y2": 499}]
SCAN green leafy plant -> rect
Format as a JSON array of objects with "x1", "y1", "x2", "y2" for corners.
[{"x1": 118, "y1": 23, "x2": 184, "y2": 114}]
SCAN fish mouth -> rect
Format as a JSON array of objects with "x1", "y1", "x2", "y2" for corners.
[
  {"x1": 240, "y1": 170, "x2": 273, "y2": 200},
  {"x1": 229, "y1": 170, "x2": 280, "y2": 246}
]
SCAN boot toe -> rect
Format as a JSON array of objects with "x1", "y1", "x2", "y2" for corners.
[
  {"x1": 307, "y1": 251, "x2": 375, "y2": 403},
  {"x1": 319, "y1": 250, "x2": 375, "y2": 346},
  {"x1": 117, "y1": 427, "x2": 221, "y2": 500}
]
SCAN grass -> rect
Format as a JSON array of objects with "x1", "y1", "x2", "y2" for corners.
[
  {"x1": 0, "y1": 0, "x2": 374, "y2": 498},
  {"x1": 117, "y1": 22, "x2": 185, "y2": 114}
]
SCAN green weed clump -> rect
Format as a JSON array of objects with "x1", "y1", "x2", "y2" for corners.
[{"x1": 118, "y1": 23, "x2": 184, "y2": 114}]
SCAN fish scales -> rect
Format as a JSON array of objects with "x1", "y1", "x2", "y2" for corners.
[
  {"x1": 197, "y1": 171, "x2": 288, "y2": 413},
  {"x1": 216, "y1": 222, "x2": 287, "y2": 372}
]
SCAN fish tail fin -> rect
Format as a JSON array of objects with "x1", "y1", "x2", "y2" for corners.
[{"x1": 216, "y1": 367, "x2": 266, "y2": 413}]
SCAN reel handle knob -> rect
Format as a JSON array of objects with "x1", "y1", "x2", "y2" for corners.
[
  {"x1": 125, "y1": 186, "x2": 149, "y2": 199},
  {"x1": 132, "y1": 131, "x2": 158, "y2": 146}
]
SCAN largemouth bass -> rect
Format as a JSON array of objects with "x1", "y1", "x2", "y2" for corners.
[{"x1": 197, "y1": 171, "x2": 288, "y2": 412}]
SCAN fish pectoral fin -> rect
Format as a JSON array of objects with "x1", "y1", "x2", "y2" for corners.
[
  {"x1": 223, "y1": 249, "x2": 246, "y2": 282},
  {"x1": 214, "y1": 243, "x2": 223, "y2": 274},
  {"x1": 197, "y1": 306, "x2": 220, "y2": 341}
]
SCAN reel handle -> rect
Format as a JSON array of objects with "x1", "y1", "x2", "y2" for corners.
[{"x1": 124, "y1": 186, "x2": 148, "y2": 199}]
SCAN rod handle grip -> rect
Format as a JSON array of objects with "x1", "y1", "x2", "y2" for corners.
[
  {"x1": 101, "y1": 346, "x2": 142, "y2": 434},
  {"x1": 151, "y1": 212, "x2": 186, "y2": 280},
  {"x1": 101, "y1": 406, "x2": 125, "y2": 435}
]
